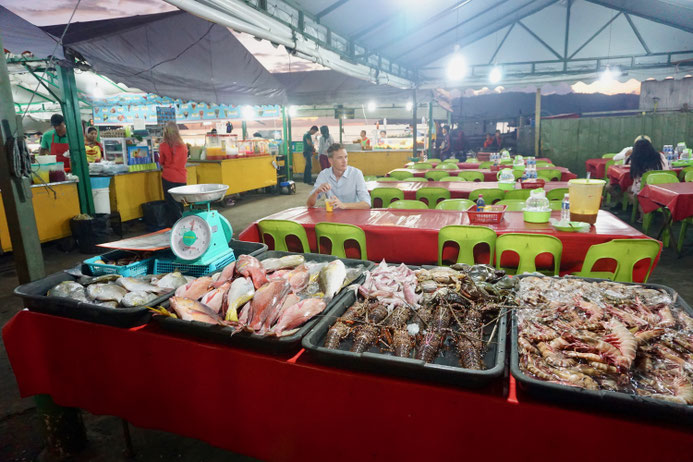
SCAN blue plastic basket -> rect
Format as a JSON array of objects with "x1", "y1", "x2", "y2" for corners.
[
  {"x1": 154, "y1": 250, "x2": 236, "y2": 277},
  {"x1": 84, "y1": 250, "x2": 153, "y2": 277}
]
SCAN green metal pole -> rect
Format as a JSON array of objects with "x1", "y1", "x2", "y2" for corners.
[
  {"x1": 412, "y1": 89, "x2": 417, "y2": 158},
  {"x1": 281, "y1": 106, "x2": 292, "y2": 182},
  {"x1": 338, "y1": 117, "x2": 343, "y2": 144},
  {"x1": 427, "y1": 101, "x2": 434, "y2": 157},
  {"x1": 58, "y1": 65, "x2": 94, "y2": 214},
  {"x1": 242, "y1": 120, "x2": 248, "y2": 139}
]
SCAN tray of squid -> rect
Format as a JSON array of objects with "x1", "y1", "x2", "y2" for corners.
[
  {"x1": 302, "y1": 261, "x2": 515, "y2": 388},
  {"x1": 511, "y1": 275, "x2": 693, "y2": 425}
]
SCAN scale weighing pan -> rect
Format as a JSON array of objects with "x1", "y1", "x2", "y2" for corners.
[{"x1": 169, "y1": 184, "x2": 229, "y2": 204}]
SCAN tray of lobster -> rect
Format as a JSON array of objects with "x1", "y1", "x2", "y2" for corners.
[
  {"x1": 302, "y1": 261, "x2": 515, "y2": 388},
  {"x1": 511, "y1": 275, "x2": 693, "y2": 424}
]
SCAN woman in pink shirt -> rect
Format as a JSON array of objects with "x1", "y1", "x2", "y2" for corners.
[{"x1": 159, "y1": 121, "x2": 188, "y2": 226}]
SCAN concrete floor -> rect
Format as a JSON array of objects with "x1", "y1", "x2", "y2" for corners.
[{"x1": 1, "y1": 181, "x2": 692, "y2": 461}]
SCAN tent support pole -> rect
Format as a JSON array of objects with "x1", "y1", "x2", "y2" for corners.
[
  {"x1": 281, "y1": 106, "x2": 292, "y2": 181},
  {"x1": 534, "y1": 88, "x2": 541, "y2": 156},
  {"x1": 338, "y1": 117, "x2": 343, "y2": 144},
  {"x1": 427, "y1": 102, "x2": 433, "y2": 158},
  {"x1": 58, "y1": 65, "x2": 94, "y2": 214},
  {"x1": 412, "y1": 89, "x2": 417, "y2": 159},
  {"x1": 242, "y1": 120, "x2": 248, "y2": 139}
]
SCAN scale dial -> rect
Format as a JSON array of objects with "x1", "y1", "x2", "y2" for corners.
[{"x1": 171, "y1": 215, "x2": 213, "y2": 261}]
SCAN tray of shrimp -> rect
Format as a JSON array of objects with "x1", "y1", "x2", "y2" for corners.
[
  {"x1": 302, "y1": 262, "x2": 514, "y2": 389},
  {"x1": 511, "y1": 275, "x2": 693, "y2": 425}
]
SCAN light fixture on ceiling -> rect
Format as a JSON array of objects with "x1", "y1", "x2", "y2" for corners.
[
  {"x1": 241, "y1": 105, "x2": 255, "y2": 120},
  {"x1": 367, "y1": 101, "x2": 376, "y2": 111},
  {"x1": 446, "y1": 50, "x2": 467, "y2": 81},
  {"x1": 600, "y1": 65, "x2": 620, "y2": 83},
  {"x1": 93, "y1": 82, "x2": 103, "y2": 99},
  {"x1": 406, "y1": 101, "x2": 413, "y2": 111},
  {"x1": 489, "y1": 66, "x2": 502, "y2": 84},
  {"x1": 288, "y1": 105, "x2": 298, "y2": 116}
]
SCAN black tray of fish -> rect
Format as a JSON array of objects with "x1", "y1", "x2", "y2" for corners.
[
  {"x1": 301, "y1": 264, "x2": 509, "y2": 388},
  {"x1": 13, "y1": 240, "x2": 267, "y2": 328},
  {"x1": 152, "y1": 251, "x2": 374, "y2": 355},
  {"x1": 510, "y1": 275, "x2": 693, "y2": 425}
]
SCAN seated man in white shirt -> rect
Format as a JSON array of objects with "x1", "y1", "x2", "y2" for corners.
[{"x1": 306, "y1": 143, "x2": 371, "y2": 209}]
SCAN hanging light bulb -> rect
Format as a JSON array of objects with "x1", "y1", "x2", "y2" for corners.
[
  {"x1": 288, "y1": 105, "x2": 298, "y2": 117},
  {"x1": 93, "y1": 82, "x2": 103, "y2": 99},
  {"x1": 367, "y1": 101, "x2": 376, "y2": 111},
  {"x1": 241, "y1": 105, "x2": 255, "y2": 120},
  {"x1": 489, "y1": 66, "x2": 502, "y2": 84},
  {"x1": 600, "y1": 66, "x2": 620, "y2": 83},
  {"x1": 406, "y1": 101, "x2": 413, "y2": 111},
  {"x1": 446, "y1": 52, "x2": 467, "y2": 81}
]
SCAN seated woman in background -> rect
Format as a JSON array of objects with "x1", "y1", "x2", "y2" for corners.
[{"x1": 628, "y1": 136, "x2": 669, "y2": 221}]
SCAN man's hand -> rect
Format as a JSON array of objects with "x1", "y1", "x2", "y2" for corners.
[
  {"x1": 329, "y1": 197, "x2": 344, "y2": 209},
  {"x1": 315, "y1": 183, "x2": 331, "y2": 194}
]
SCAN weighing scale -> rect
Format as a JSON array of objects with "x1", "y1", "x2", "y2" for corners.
[{"x1": 166, "y1": 184, "x2": 235, "y2": 269}]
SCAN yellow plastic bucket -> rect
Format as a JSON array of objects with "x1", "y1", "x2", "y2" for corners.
[{"x1": 568, "y1": 179, "x2": 605, "y2": 224}]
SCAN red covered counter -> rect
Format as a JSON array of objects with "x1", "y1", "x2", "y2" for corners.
[
  {"x1": 392, "y1": 167, "x2": 577, "y2": 182},
  {"x1": 638, "y1": 182, "x2": 693, "y2": 222},
  {"x1": 366, "y1": 180, "x2": 570, "y2": 200},
  {"x1": 3, "y1": 311, "x2": 691, "y2": 461},
  {"x1": 238, "y1": 207, "x2": 659, "y2": 278}
]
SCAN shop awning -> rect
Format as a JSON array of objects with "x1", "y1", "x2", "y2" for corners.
[
  {"x1": 42, "y1": 11, "x2": 287, "y2": 105},
  {"x1": 0, "y1": 6, "x2": 63, "y2": 60}
]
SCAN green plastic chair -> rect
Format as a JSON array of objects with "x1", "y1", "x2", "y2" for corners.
[
  {"x1": 258, "y1": 219, "x2": 311, "y2": 252},
  {"x1": 468, "y1": 188, "x2": 505, "y2": 204},
  {"x1": 572, "y1": 239, "x2": 661, "y2": 283},
  {"x1": 427, "y1": 158, "x2": 441, "y2": 163},
  {"x1": 416, "y1": 187, "x2": 451, "y2": 208},
  {"x1": 495, "y1": 233, "x2": 563, "y2": 276},
  {"x1": 537, "y1": 169, "x2": 561, "y2": 181},
  {"x1": 546, "y1": 188, "x2": 569, "y2": 201},
  {"x1": 389, "y1": 169, "x2": 414, "y2": 180},
  {"x1": 536, "y1": 161, "x2": 554, "y2": 167},
  {"x1": 363, "y1": 175, "x2": 377, "y2": 181},
  {"x1": 686, "y1": 171, "x2": 693, "y2": 182},
  {"x1": 440, "y1": 176, "x2": 465, "y2": 182},
  {"x1": 315, "y1": 222, "x2": 368, "y2": 260},
  {"x1": 549, "y1": 200, "x2": 562, "y2": 211},
  {"x1": 446, "y1": 158, "x2": 459, "y2": 163},
  {"x1": 412, "y1": 163, "x2": 433, "y2": 170},
  {"x1": 465, "y1": 158, "x2": 478, "y2": 163},
  {"x1": 435, "y1": 199, "x2": 475, "y2": 211},
  {"x1": 504, "y1": 189, "x2": 531, "y2": 200},
  {"x1": 457, "y1": 171, "x2": 485, "y2": 182},
  {"x1": 642, "y1": 173, "x2": 679, "y2": 235},
  {"x1": 408, "y1": 177, "x2": 429, "y2": 182},
  {"x1": 371, "y1": 187, "x2": 404, "y2": 208},
  {"x1": 438, "y1": 225, "x2": 496, "y2": 265},
  {"x1": 425, "y1": 170, "x2": 450, "y2": 181},
  {"x1": 435, "y1": 163, "x2": 457, "y2": 170},
  {"x1": 680, "y1": 166, "x2": 693, "y2": 181},
  {"x1": 678, "y1": 217, "x2": 692, "y2": 254},
  {"x1": 388, "y1": 200, "x2": 429, "y2": 210},
  {"x1": 602, "y1": 153, "x2": 617, "y2": 159},
  {"x1": 374, "y1": 177, "x2": 401, "y2": 182},
  {"x1": 641, "y1": 170, "x2": 677, "y2": 185},
  {"x1": 511, "y1": 170, "x2": 524, "y2": 180},
  {"x1": 479, "y1": 161, "x2": 493, "y2": 169},
  {"x1": 496, "y1": 199, "x2": 526, "y2": 211}
]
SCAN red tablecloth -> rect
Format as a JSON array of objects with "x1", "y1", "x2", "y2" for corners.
[
  {"x1": 392, "y1": 167, "x2": 576, "y2": 182},
  {"x1": 366, "y1": 181, "x2": 570, "y2": 200},
  {"x1": 238, "y1": 207, "x2": 659, "y2": 278},
  {"x1": 407, "y1": 158, "x2": 553, "y2": 169},
  {"x1": 585, "y1": 158, "x2": 610, "y2": 179},
  {"x1": 638, "y1": 182, "x2": 693, "y2": 222},
  {"x1": 607, "y1": 165, "x2": 683, "y2": 190},
  {"x1": 3, "y1": 311, "x2": 691, "y2": 462}
]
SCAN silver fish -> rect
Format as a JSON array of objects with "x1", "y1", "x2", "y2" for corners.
[
  {"x1": 47, "y1": 281, "x2": 89, "y2": 302},
  {"x1": 86, "y1": 283, "x2": 128, "y2": 303},
  {"x1": 262, "y1": 255, "x2": 305, "y2": 272},
  {"x1": 87, "y1": 274, "x2": 122, "y2": 285},
  {"x1": 96, "y1": 301, "x2": 119, "y2": 308},
  {"x1": 117, "y1": 277, "x2": 168, "y2": 294},
  {"x1": 319, "y1": 260, "x2": 347, "y2": 300},
  {"x1": 154, "y1": 271, "x2": 188, "y2": 290},
  {"x1": 121, "y1": 291, "x2": 158, "y2": 308}
]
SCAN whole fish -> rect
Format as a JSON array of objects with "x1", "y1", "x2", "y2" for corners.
[
  {"x1": 154, "y1": 271, "x2": 188, "y2": 290},
  {"x1": 319, "y1": 260, "x2": 347, "y2": 300},
  {"x1": 174, "y1": 276, "x2": 213, "y2": 300},
  {"x1": 122, "y1": 291, "x2": 158, "y2": 308},
  {"x1": 47, "y1": 281, "x2": 89, "y2": 302},
  {"x1": 267, "y1": 269, "x2": 291, "y2": 281},
  {"x1": 82, "y1": 274, "x2": 121, "y2": 285},
  {"x1": 271, "y1": 298, "x2": 327, "y2": 336},
  {"x1": 200, "y1": 282, "x2": 230, "y2": 314},
  {"x1": 169, "y1": 297, "x2": 223, "y2": 324},
  {"x1": 261, "y1": 255, "x2": 305, "y2": 272},
  {"x1": 236, "y1": 255, "x2": 268, "y2": 289},
  {"x1": 225, "y1": 277, "x2": 255, "y2": 322},
  {"x1": 96, "y1": 301, "x2": 119, "y2": 308},
  {"x1": 86, "y1": 283, "x2": 128, "y2": 303},
  {"x1": 117, "y1": 277, "x2": 168, "y2": 294},
  {"x1": 259, "y1": 293, "x2": 300, "y2": 335},
  {"x1": 212, "y1": 262, "x2": 236, "y2": 288},
  {"x1": 247, "y1": 280, "x2": 291, "y2": 331},
  {"x1": 287, "y1": 265, "x2": 310, "y2": 292},
  {"x1": 238, "y1": 300, "x2": 252, "y2": 325}
]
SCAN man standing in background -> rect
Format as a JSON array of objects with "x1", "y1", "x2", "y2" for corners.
[{"x1": 302, "y1": 125, "x2": 318, "y2": 185}]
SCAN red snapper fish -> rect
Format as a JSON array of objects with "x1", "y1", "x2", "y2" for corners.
[
  {"x1": 271, "y1": 298, "x2": 327, "y2": 336},
  {"x1": 175, "y1": 276, "x2": 213, "y2": 300},
  {"x1": 169, "y1": 297, "x2": 223, "y2": 325},
  {"x1": 199, "y1": 282, "x2": 230, "y2": 314},
  {"x1": 247, "y1": 280, "x2": 291, "y2": 331},
  {"x1": 212, "y1": 262, "x2": 236, "y2": 288},
  {"x1": 236, "y1": 255, "x2": 268, "y2": 289},
  {"x1": 258, "y1": 293, "x2": 300, "y2": 335}
]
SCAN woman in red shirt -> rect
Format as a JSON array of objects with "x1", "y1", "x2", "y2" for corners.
[{"x1": 159, "y1": 121, "x2": 188, "y2": 226}]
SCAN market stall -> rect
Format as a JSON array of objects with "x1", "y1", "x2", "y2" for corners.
[
  {"x1": 238, "y1": 207, "x2": 658, "y2": 278},
  {"x1": 3, "y1": 311, "x2": 690, "y2": 461},
  {"x1": 0, "y1": 181, "x2": 80, "y2": 252},
  {"x1": 196, "y1": 156, "x2": 277, "y2": 196},
  {"x1": 391, "y1": 167, "x2": 577, "y2": 182},
  {"x1": 366, "y1": 180, "x2": 570, "y2": 200}
]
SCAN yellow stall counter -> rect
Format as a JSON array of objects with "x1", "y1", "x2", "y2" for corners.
[
  {"x1": 0, "y1": 181, "x2": 80, "y2": 252},
  {"x1": 292, "y1": 150, "x2": 413, "y2": 177},
  {"x1": 196, "y1": 156, "x2": 277, "y2": 195}
]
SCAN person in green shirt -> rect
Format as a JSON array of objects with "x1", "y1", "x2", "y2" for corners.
[
  {"x1": 302, "y1": 125, "x2": 318, "y2": 185},
  {"x1": 39, "y1": 114, "x2": 71, "y2": 169}
]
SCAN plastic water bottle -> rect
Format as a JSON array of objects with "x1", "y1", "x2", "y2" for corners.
[
  {"x1": 476, "y1": 194, "x2": 486, "y2": 211},
  {"x1": 561, "y1": 194, "x2": 570, "y2": 221}
]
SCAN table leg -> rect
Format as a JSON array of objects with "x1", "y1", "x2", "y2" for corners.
[{"x1": 656, "y1": 209, "x2": 674, "y2": 249}]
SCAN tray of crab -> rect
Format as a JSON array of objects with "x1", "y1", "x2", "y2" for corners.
[
  {"x1": 151, "y1": 251, "x2": 373, "y2": 355},
  {"x1": 302, "y1": 262, "x2": 516, "y2": 388},
  {"x1": 511, "y1": 274, "x2": 693, "y2": 424}
]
